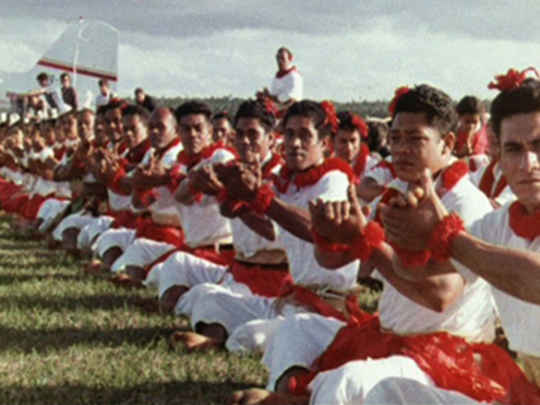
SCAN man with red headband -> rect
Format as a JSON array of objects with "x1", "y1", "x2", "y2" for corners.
[
  {"x1": 362, "y1": 69, "x2": 540, "y2": 405},
  {"x1": 168, "y1": 100, "x2": 359, "y2": 354},
  {"x1": 230, "y1": 85, "x2": 501, "y2": 405}
]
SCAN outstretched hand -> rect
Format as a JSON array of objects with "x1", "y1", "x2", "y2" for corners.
[
  {"x1": 189, "y1": 164, "x2": 224, "y2": 195},
  {"x1": 380, "y1": 169, "x2": 448, "y2": 250},
  {"x1": 220, "y1": 160, "x2": 262, "y2": 201},
  {"x1": 309, "y1": 184, "x2": 370, "y2": 244}
]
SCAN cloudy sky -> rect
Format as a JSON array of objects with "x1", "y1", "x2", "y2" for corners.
[{"x1": 1, "y1": 1, "x2": 539, "y2": 101}]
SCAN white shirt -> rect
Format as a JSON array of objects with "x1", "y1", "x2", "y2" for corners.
[
  {"x1": 276, "y1": 169, "x2": 359, "y2": 291},
  {"x1": 95, "y1": 91, "x2": 115, "y2": 108},
  {"x1": 175, "y1": 148, "x2": 236, "y2": 248},
  {"x1": 465, "y1": 203, "x2": 540, "y2": 355},
  {"x1": 373, "y1": 172, "x2": 496, "y2": 340},
  {"x1": 269, "y1": 68, "x2": 303, "y2": 103},
  {"x1": 470, "y1": 161, "x2": 516, "y2": 207}
]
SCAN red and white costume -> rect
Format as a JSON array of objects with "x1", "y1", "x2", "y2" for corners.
[
  {"x1": 269, "y1": 66, "x2": 303, "y2": 103},
  {"x1": 110, "y1": 143, "x2": 235, "y2": 273},
  {"x1": 351, "y1": 143, "x2": 379, "y2": 184},
  {"x1": 144, "y1": 152, "x2": 288, "y2": 298},
  {"x1": 364, "y1": 200, "x2": 540, "y2": 405},
  {"x1": 173, "y1": 159, "x2": 360, "y2": 354},
  {"x1": 363, "y1": 156, "x2": 395, "y2": 187},
  {"x1": 261, "y1": 162, "x2": 499, "y2": 404},
  {"x1": 470, "y1": 159, "x2": 516, "y2": 206}
]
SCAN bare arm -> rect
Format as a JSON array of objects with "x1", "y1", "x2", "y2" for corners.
[
  {"x1": 373, "y1": 243, "x2": 464, "y2": 312},
  {"x1": 451, "y1": 231, "x2": 540, "y2": 305},
  {"x1": 264, "y1": 197, "x2": 312, "y2": 242},
  {"x1": 238, "y1": 211, "x2": 276, "y2": 241},
  {"x1": 356, "y1": 177, "x2": 386, "y2": 203}
]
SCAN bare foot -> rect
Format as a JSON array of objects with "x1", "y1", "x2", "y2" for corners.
[
  {"x1": 159, "y1": 285, "x2": 189, "y2": 314},
  {"x1": 110, "y1": 273, "x2": 143, "y2": 288},
  {"x1": 228, "y1": 388, "x2": 308, "y2": 405},
  {"x1": 169, "y1": 331, "x2": 222, "y2": 352},
  {"x1": 125, "y1": 266, "x2": 148, "y2": 283},
  {"x1": 84, "y1": 259, "x2": 106, "y2": 275}
]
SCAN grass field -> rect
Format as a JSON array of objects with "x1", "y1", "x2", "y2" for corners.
[{"x1": 0, "y1": 214, "x2": 380, "y2": 405}]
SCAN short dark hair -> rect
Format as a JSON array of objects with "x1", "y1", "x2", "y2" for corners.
[
  {"x1": 98, "y1": 79, "x2": 109, "y2": 87},
  {"x1": 213, "y1": 111, "x2": 232, "y2": 123},
  {"x1": 96, "y1": 99, "x2": 126, "y2": 116},
  {"x1": 367, "y1": 121, "x2": 390, "y2": 154},
  {"x1": 490, "y1": 79, "x2": 540, "y2": 138},
  {"x1": 393, "y1": 84, "x2": 457, "y2": 135},
  {"x1": 36, "y1": 72, "x2": 48, "y2": 83},
  {"x1": 122, "y1": 104, "x2": 150, "y2": 124},
  {"x1": 134, "y1": 87, "x2": 144, "y2": 95},
  {"x1": 174, "y1": 101, "x2": 212, "y2": 122},
  {"x1": 60, "y1": 73, "x2": 70, "y2": 81},
  {"x1": 282, "y1": 100, "x2": 331, "y2": 138},
  {"x1": 456, "y1": 96, "x2": 484, "y2": 116},
  {"x1": 233, "y1": 100, "x2": 275, "y2": 132},
  {"x1": 277, "y1": 47, "x2": 293, "y2": 59}
]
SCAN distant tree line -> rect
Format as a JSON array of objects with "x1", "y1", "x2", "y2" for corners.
[{"x1": 130, "y1": 96, "x2": 492, "y2": 120}]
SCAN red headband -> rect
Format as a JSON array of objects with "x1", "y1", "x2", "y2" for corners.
[
  {"x1": 351, "y1": 113, "x2": 368, "y2": 139},
  {"x1": 488, "y1": 67, "x2": 539, "y2": 92},
  {"x1": 263, "y1": 98, "x2": 278, "y2": 118},
  {"x1": 321, "y1": 100, "x2": 339, "y2": 134},
  {"x1": 388, "y1": 86, "x2": 410, "y2": 117}
]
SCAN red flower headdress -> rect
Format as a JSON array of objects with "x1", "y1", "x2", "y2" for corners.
[
  {"x1": 263, "y1": 98, "x2": 279, "y2": 118},
  {"x1": 487, "y1": 67, "x2": 539, "y2": 92},
  {"x1": 350, "y1": 113, "x2": 368, "y2": 139},
  {"x1": 320, "y1": 100, "x2": 339, "y2": 134},
  {"x1": 388, "y1": 86, "x2": 410, "y2": 117}
]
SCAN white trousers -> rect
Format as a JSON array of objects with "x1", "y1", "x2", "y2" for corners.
[
  {"x1": 36, "y1": 198, "x2": 70, "y2": 232},
  {"x1": 174, "y1": 283, "x2": 304, "y2": 353},
  {"x1": 52, "y1": 212, "x2": 95, "y2": 241},
  {"x1": 93, "y1": 228, "x2": 137, "y2": 258},
  {"x1": 110, "y1": 238, "x2": 175, "y2": 273},
  {"x1": 77, "y1": 216, "x2": 114, "y2": 250},
  {"x1": 364, "y1": 377, "x2": 478, "y2": 405},
  {"x1": 143, "y1": 250, "x2": 228, "y2": 297}
]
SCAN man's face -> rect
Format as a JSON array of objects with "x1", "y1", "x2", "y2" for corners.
[
  {"x1": 276, "y1": 50, "x2": 292, "y2": 71},
  {"x1": 94, "y1": 116, "x2": 108, "y2": 146},
  {"x1": 499, "y1": 111, "x2": 540, "y2": 213},
  {"x1": 77, "y1": 112, "x2": 95, "y2": 143},
  {"x1": 390, "y1": 112, "x2": 452, "y2": 183},
  {"x1": 234, "y1": 117, "x2": 272, "y2": 164},
  {"x1": 123, "y1": 114, "x2": 147, "y2": 148},
  {"x1": 283, "y1": 115, "x2": 324, "y2": 171},
  {"x1": 100, "y1": 83, "x2": 109, "y2": 96},
  {"x1": 149, "y1": 108, "x2": 177, "y2": 150},
  {"x1": 135, "y1": 92, "x2": 145, "y2": 104},
  {"x1": 61, "y1": 76, "x2": 71, "y2": 88},
  {"x1": 38, "y1": 78, "x2": 48, "y2": 88},
  {"x1": 333, "y1": 129, "x2": 361, "y2": 164},
  {"x1": 62, "y1": 115, "x2": 78, "y2": 140},
  {"x1": 178, "y1": 113, "x2": 211, "y2": 155},
  {"x1": 213, "y1": 117, "x2": 233, "y2": 144},
  {"x1": 458, "y1": 113, "x2": 482, "y2": 134},
  {"x1": 105, "y1": 108, "x2": 123, "y2": 142}
]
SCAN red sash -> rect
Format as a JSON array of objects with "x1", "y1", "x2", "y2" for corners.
[{"x1": 290, "y1": 313, "x2": 540, "y2": 405}]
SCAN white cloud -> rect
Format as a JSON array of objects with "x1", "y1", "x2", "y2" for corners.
[{"x1": 1, "y1": 5, "x2": 540, "y2": 103}]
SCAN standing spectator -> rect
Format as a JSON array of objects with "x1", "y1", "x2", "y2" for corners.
[
  {"x1": 60, "y1": 73, "x2": 78, "y2": 111},
  {"x1": 134, "y1": 87, "x2": 156, "y2": 112}
]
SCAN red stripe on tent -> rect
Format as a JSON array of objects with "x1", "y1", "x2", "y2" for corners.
[{"x1": 37, "y1": 59, "x2": 117, "y2": 82}]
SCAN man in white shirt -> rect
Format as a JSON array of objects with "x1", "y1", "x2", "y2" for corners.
[{"x1": 257, "y1": 47, "x2": 303, "y2": 114}]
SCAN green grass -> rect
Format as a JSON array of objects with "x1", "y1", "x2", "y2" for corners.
[{"x1": 0, "y1": 215, "x2": 380, "y2": 404}]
